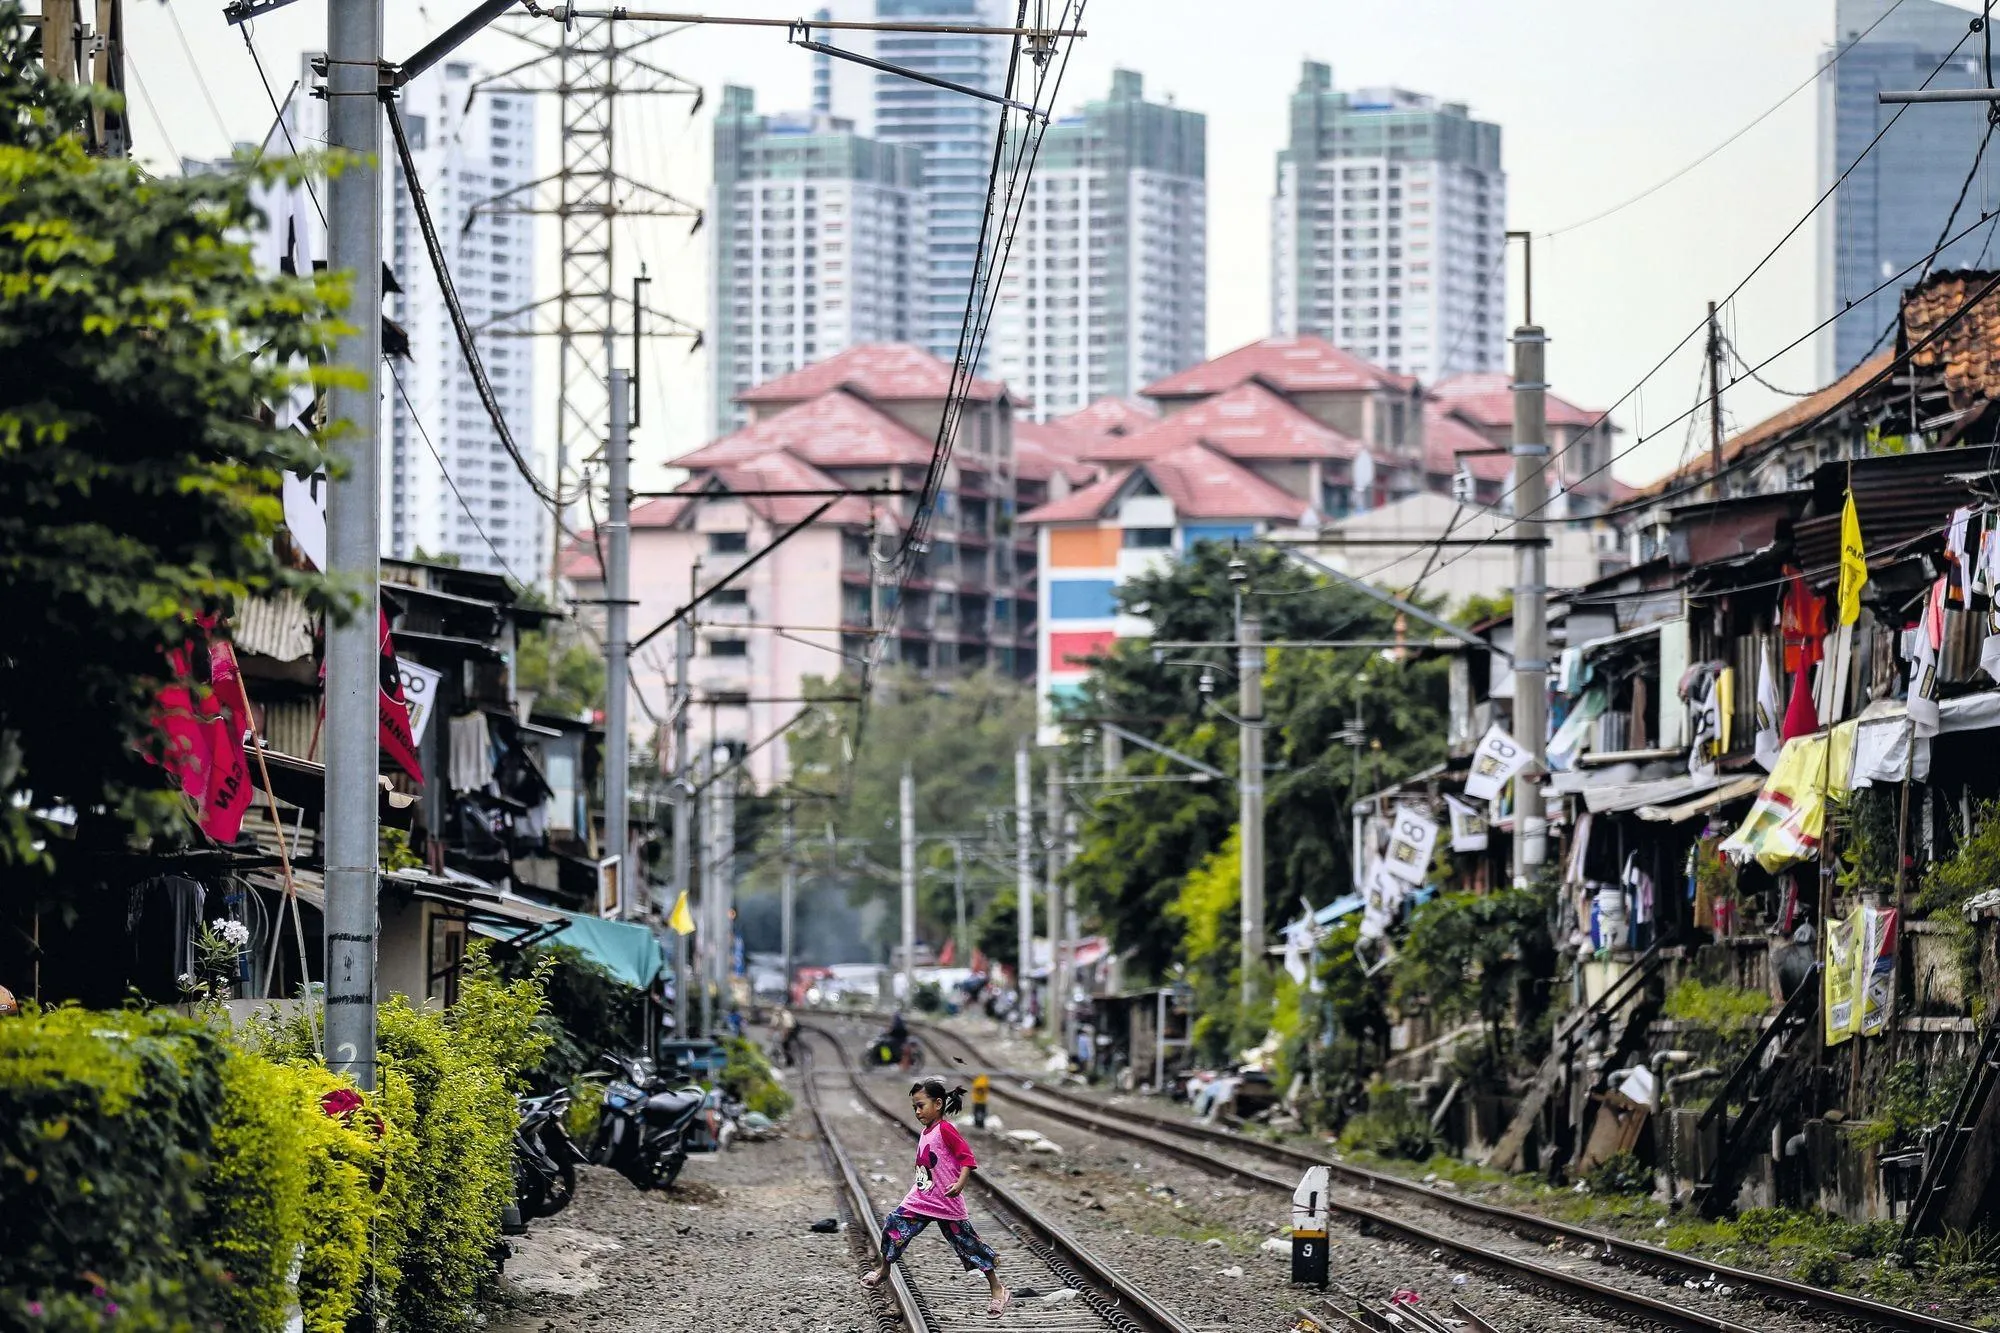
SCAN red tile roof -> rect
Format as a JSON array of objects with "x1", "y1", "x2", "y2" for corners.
[
  {"x1": 1085, "y1": 381, "x2": 1365, "y2": 464},
  {"x1": 1422, "y1": 401, "x2": 1512, "y2": 482},
  {"x1": 1013, "y1": 419, "x2": 1097, "y2": 485},
  {"x1": 1020, "y1": 441, "x2": 1311, "y2": 526},
  {"x1": 735, "y1": 343, "x2": 1006, "y2": 406},
  {"x1": 1430, "y1": 371, "x2": 1601, "y2": 430},
  {"x1": 673, "y1": 388, "x2": 938, "y2": 471},
  {"x1": 1142, "y1": 336, "x2": 1417, "y2": 400},
  {"x1": 559, "y1": 540, "x2": 602, "y2": 582},
  {"x1": 1052, "y1": 396, "x2": 1157, "y2": 437}
]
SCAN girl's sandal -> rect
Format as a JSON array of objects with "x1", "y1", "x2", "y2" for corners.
[
  {"x1": 860, "y1": 1270, "x2": 884, "y2": 1290},
  {"x1": 987, "y1": 1288, "x2": 1010, "y2": 1318}
]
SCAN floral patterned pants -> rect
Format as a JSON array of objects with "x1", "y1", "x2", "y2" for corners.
[{"x1": 878, "y1": 1206, "x2": 997, "y2": 1272}]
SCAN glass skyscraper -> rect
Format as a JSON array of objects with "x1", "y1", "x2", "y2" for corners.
[
  {"x1": 820, "y1": 0, "x2": 1012, "y2": 364},
  {"x1": 1820, "y1": 0, "x2": 1998, "y2": 376}
]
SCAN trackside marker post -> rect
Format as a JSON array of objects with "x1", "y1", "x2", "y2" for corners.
[{"x1": 1292, "y1": 1165, "x2": 1331, "y2": 1288}]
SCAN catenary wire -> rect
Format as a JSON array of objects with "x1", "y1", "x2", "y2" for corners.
[
  {"x1": 1324, "y1": 23, "x2": 1986, "y2": 600},
  {"x1": 125, "y1": 53, "x2": 180, "y2": 167},
  {"x1": 388, "y1": 361, "x2": 527, "y2": 584},
  {"x1": 1398, "y1": 222, "x2": 2000, "y2": 594},
  {"x1": 163, "y1": 1, "x2": 234, "y2": 147},
  {"x1": 1538, "y1": 0, "x2": 1913, "y2": 240}
]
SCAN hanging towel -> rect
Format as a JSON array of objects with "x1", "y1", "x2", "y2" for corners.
[{"x1": 449, "y1": 712, "x2": 494, "y2": 793}]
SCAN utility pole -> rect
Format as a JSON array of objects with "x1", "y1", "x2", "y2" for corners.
[
  {"x1": 1044, "y1": 757, "x2": 1064, "y2": 1043},
  {"x1": 716, "y1": 744, "x2": 736, "y2": 1020},
  {"x1": 1511, "y1": 319, "x2": 1551, "y2": 879},
  {"x1": 604, "y1": 368, "x2": 631, "y2": 915},
  {"x1": 899, "y1": 764, "x2": 917, "y2": 1008},
  {"x1": 1015, "y1": 739, "x2": 1033, "y2": 1022},
  {"x1": 1236, "y1": 605, "x2": 1266, "y2": 1008},
  {"x1": 780, "y1": 796, "x2": 796, "y2": 1005},
  {"x1": 670, "y1": 614, "x2": 691, "y2": 1034},
  {"x1": 323, "y1": 0, "x2": 384, "y2": 1090},
  {"x1": 1705, "y1": 300, "x2": 1726, "y2": 497},
  {"x1": 952, "y1": 838, "x2": 967, "y2": 970}
]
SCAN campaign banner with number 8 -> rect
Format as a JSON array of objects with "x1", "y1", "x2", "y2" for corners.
[
  {"x1": 1382, "y1": 805, "x2": 1438, "y2": 884},
  {"x1": 1463, "y1": 723, "x2": 1530, "y2": 802}
]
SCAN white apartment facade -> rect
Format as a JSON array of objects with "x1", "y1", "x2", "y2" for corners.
[
  {"x1": 709, "y1": 87, "x2": 925, "y2": 434},
  {"x1": 277, "y1": 56, "x2": 540, "y2": 578},
  {"x1": 1271, "y1": 62, "x2": 1505, "y2": 385},
  {"x1": 992, "y1": 70, "x2": 1207, "y2": 419}
]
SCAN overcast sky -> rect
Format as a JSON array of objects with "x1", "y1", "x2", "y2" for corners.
[{"x1": 120, "y1": 0, "x2": 1986, "y2": 487}]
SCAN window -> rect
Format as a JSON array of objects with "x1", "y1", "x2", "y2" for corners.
[
  {"x1": 709, "y1": 588, "x2": 749, "y2": 608},
  {"x1": 707, "y1": 638, "x2": 749, "y2": 658},
  {"x1": 1122, "y1": 527, "x2": 1173, "y2": 549},
  {"x1": 708, "y1": 531, "x2": 749, "y2": 555}
]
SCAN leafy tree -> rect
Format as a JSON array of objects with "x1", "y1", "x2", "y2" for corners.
[
  {"x1": 761, "y1": 668, "x2": 1034, "y2": 955},
  {"x1": 514, "y1": 628, "x2": 606, "y2": 720},
  {"x1": 0, "y1": 10, "x2": 339, "y2": 876},
  {"x1": 1064, "y1": 544, "x2": 1451, "y2": 981},
  {"x1": 1391, "y1": 877, "x2": 1558, "y2": 1074}
]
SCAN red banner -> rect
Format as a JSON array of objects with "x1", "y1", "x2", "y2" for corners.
[{"x1": 378, "y1": 612, "x2": 424, "y2": 783}]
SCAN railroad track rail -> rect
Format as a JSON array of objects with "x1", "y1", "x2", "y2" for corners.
[
  {"x1": 797, "y1": 1022, "x2": 1200, "y2": 1333},
  {"x1": 908, "y1": 1018, "x2": 1978, "y2": 1333}
]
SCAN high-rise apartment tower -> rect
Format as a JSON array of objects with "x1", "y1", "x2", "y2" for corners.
[{"x1": 1270, "y1": 62, "x2": 1505, "y2": 384}]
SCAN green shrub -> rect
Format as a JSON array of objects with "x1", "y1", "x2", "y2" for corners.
[
  {"x1": 376, "y1": 950, "x2": 549, "y2": 1333},
  {"x1": 1663, "y1": 979, "x2": 1772, "y2": 1027},
  {"x1": 202, "y1": 1051, "x2": 309, "y2": 1332},
  {"x1": 1337, "y1": 1080, "x2": 1439, "y2": 1161},
  {"x1": 564, "y1": 1076, "x2": 605, "y2": 1143},
  {"x1": 719, "y1": 1035, "x2": 794, "y2": 1119},
  {"x1": 1585, "y1": 1150, "x2": 1653, "y2": 1196},
  {"x1": 496, "y1": 943, "x2": 645, "y2": 1090},
  {"x1": 0, "y1": 1006, "x2": 230, "y2": 1324}
]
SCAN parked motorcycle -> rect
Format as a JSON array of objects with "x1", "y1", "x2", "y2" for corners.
[
  {"x1": 588, "y1": 1053, "x2": 708, "y2": 1191},
  {"x1": 514, "y1": 1088, "x2": 586, "y2": 1220}
]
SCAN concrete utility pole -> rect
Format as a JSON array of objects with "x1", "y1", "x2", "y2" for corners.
[
  {"x1": 323, "y1": 0, "x2": 384, "y2": 1090},
  {"x1": 1237, "y1": 606, "x2": 1266, "y2": 1008},
  {"x1": 899, "y1": 764, "x2": 917, "y2": 1008},
  {"x1": 715, "y1": 744, "x2": 736, "y2": 1020},
  {"x1": 604, "y1": 368, "x2": 631, "y2": 916},
  {"x1": 951, "y1": 838, "x2": 967, "y2": 969},
  {"x1": 670, "y1": 615, "x2": 692, "y2": 1034},
  {"x1": 1705, "y1": 300, "x2": 1726, "y2": 497},
  {"x1": 1511, "y1": 321, "x2": 1551, "y2": 878},
  {"x1": 1044, "y1": 758, "x2": 1064, "y2": 1042},
  {"x1": 780, "y1": 796, "x2": 796, "y2": 1005},
  {"x1": 1015, "y1": 739, "x2": 1033, "y2": 1021}
]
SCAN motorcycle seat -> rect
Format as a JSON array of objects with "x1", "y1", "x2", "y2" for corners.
[{"x1": 645, "y1": 1090, "x2": 703, "y2": 1119}]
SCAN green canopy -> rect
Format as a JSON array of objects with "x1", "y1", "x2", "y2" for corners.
[{"x1": 476, "y1": 909, "x2": 665, "y2": 989}]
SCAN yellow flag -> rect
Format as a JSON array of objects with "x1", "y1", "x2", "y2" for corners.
[
  {"x1": 668, "y1": 890, "x2": 696, "y2": 936},
  {"x1": 1837, "y1": 489, "x2": 1868, "y2": 626}
]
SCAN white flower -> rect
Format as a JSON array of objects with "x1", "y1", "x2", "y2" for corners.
[{"x1": 217, "y1": 919, "x2": 251, "y2": 948}]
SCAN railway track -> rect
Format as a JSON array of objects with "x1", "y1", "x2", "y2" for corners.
[
  {"x1": 909, "y1": 1018, "x2": 1979, "y2": 1333},
  {"x1": 797, "y1": 1022, "x2": 1202, "y2": 1333}
]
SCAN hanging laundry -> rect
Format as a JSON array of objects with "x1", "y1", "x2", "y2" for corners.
[
  {"x1": 1781, "y1": 659, "x2": 1819, "y2": 742},
  {"x1": 448, "y1": 712, "x2": 494, "y2": 794},
  {"x1": 1782, "y1": 569, "x2": 1827, "y2": 673},
  {"x1": 1906, "y1": 577, "x2": 1946, "y2": 739},
  {"x1": 1943, "y1": 506, "x2": 1971, "y2": 608},
  {"x1": 1754, "y1": 643, "x2": 1783, "y2": 771}
]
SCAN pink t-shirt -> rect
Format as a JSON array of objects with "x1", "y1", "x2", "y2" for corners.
[{"x1": 899, "y1": 1119, "x2": 977, "y2": 1220}]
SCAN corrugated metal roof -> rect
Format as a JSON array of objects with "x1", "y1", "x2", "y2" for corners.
[
  {"x1": 235, "y1": 591, "x2": 314, "y2": 663},
  {"x1": 1794, "y1": 448, "x2": 1991, "y2": 578}
]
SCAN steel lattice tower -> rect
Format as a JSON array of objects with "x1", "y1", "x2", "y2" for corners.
[{"x1": 473, "y1": 17, "x2": 703, "y2": 585}]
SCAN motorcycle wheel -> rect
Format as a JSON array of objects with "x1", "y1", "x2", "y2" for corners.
[
  {"x1": 646, "y1": 1144, "x2": 687, "y2": 1192},
  {"x1": 533, "y1": 1159, "x2": 578, "y2": 1217}
]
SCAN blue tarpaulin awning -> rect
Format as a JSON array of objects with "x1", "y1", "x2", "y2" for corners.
[{"x1": 474, "y1": 908, "x2": 665, "y2": 989}]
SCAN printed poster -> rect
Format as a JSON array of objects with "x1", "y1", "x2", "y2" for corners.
[
  {"x1": 1382, "y1": 805, "x2": 1439, "y2": 885},
  {"x1": 1464, "y1": 724, "x2": 1530, "y2": 803}
]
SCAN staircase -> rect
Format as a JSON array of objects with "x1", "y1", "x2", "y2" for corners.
[
  {"x1": 1903, "y1": 1016, "x2": 2000, "y2": 1241},
  {"x1": 1486, "y1": 946, "x2": 1662, "y2": 1173},
  {"x1": 1692, "y1": 963, "x2": 1821, "y2": 1218}
]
